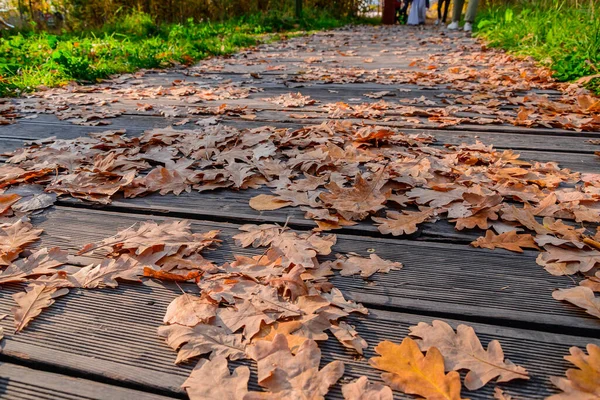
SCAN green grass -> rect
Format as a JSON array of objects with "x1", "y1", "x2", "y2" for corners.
[
  {"x1": 475, "y1": 0, "x2": 600, "y2": 94},
  {"x1": 0, "y1": 10, "x2": 371, "y2": 96}
]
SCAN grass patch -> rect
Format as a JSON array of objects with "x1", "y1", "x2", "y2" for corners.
[
  {"x1": 0, "y1": 10, "x2": 370, "y2": 96},
  {"x1": 475, "y1": 0, "x2": 600, "y2": 93}
]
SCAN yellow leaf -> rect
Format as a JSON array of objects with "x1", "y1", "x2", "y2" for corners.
[{"x1": 369, "y1": 338, "x2": 465, "y2": 400}]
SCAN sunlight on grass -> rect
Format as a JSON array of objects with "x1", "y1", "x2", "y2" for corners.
[{"x1": 476, "y1": 0, "x2": 600, "y2": 93}]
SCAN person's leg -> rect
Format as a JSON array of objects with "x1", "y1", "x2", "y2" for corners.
[
  {"x1": 437, "y1": 1, "x2": 442, "y2": 21},
  {"x1": 442, "y1": 0, "x2": 451, "y2": 22},
  {"x1": 465, "y1": 0, "x2": 479, "y2": 22},
  {"x1": 452, "y1": 0, "x2": 465, "y2": 22}
]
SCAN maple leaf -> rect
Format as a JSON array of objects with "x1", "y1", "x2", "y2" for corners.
[
  {"x1": 245, "y1": 334, "x2": 344, "y2": 400},
  {"x1": 373, "y1": 209, "x2": 434, "y2": 236},
  {"x1": 182, "y1": 356, "x2": 249, "y2": 400},
  {"x1": 0, "y1": 219, "x2": 44, "y2": 265},
  {"x1": 164, "y1": 294, "x2": 218, "y2": 327},
  {"x1": 326, "y1": 253, "x2": 403, "y2": 278},
  {"x1": 341, "y1": 376, "x2": 393, "y2": 400},
  {"x1": 548, "y1": 344, "x2": 600, "y2": 400},
  {"x1": 552, "y1": 287, "x2": 600, "y2": 319},
  {"x1": 369, "y1": 337, "x2": 465, "y2": 400},
  {"x1": 12, "y1": 285, "x2": 69, "y2": 333},
  {"x1": 218, "y1": 300, "x2": 275, "y2": 340},
  {"x1": 471, "y1": 230, "x2": 539, "y2": 253},
  {"x1": 157, "y1": 323, "x2": 246, "y2": 364},
  {"x1": 73, "y1": 256, "x2": 141, "y2": 289},
  {"x1": 0, "y1": 247, "x2": 69, "y2": 284},
  {"x1": 409, "y1": 320, "x2": 529, "y2": 390}
]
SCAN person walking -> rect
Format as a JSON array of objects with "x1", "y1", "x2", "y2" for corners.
[
  {"x1": 407, "y1": 0, "x2": 427, "y2": 25},
  {"x1": 447, "y1": 0, "x2": 479, "y2": 32},
  {"x1": 436, "y1": 0, "x2": 451, "y2": 25}
]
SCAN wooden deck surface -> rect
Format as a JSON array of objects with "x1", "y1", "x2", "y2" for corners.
[{"x1": 1, "y1": 24, "x2": 599, "y2": 399}]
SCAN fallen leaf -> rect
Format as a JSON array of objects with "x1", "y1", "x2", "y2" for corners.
[
  {"x1": 373, "y1": 209, "x2": 434, "y2": 236},
  {"x1": 471, "y1": 230, "x2": 539, "y2": 253},
  {"x1": 12, "y1": 285, "x2": 69, "y2": 333},
  {"x1": 548, "y1": 344, "x2": 600, "y2": 400},
  {"x1": 157, "y1": 323, "x2": 246, "y2": 363},
  {"x1": 182, "y1": 356, "x2": 249, "y2": 400},
  {"x1": 409, "y1": 320, "x2": 530, "y2": 390},
  {"x1": 341, "y1": 376, "x2": 393, "y2": 400},
  {"x1": 369, "y1": 337, "x2": 464, "y2": 400},
  {"x1": 552, "y1": 287, "x2": 600, "y2": 319},
  {"x1": 164, "y1": 294, "x2": 217, "y2": 326},
  {"x1": 245, "y1": 334, "x2": 344, "y2": 399}
]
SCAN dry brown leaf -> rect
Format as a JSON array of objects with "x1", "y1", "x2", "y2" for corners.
[
  {"x1": 157, "y1": 323, "x2": 246, "y2": 363},
  {"x1": 12, "y1": 284, "x2": 69, "y2": 333},
  {"x1": 143, "y1": 267, "x2": 202, "y2": 282},
  {"x1": 548, "y1": 344, "x2": 600, "y2": 400},
  {"x1": 552, "y1": 287, "x2": 600, "y2": 319},
  {"x1": 249, "y1": 194, "x2": 293, "y2": 211},
  {"x1": 329, "y1": 321, "x2": 368, "y2": 354},
  {"x1": 326, "y1": 253, "x2": 403, "y2": 278},
  {"x1": 218, "y1": 300, "x2": 275, "y2": 340},
  {"x1": 164, "y1": 294, "x2": 217, "y2": 326},
  {"x1": 245, "y1": 333, "x2": 344, "y2": 400},
  {"x1": 182, "y1": 356, "x2": 249, "y2": 400},
  {"x1": 471, "y1": 230, "x2": 539, "y2": 253},
  {"x1": 73, "y1": 256, "x2": 141, "y2": 288},
  {"x1": 341, "y1": 376, "x2": 393, "y2": 400},
  {"x1": 0, "y1": 247, "x2": 68, "y2": 284},
  {"x1": 373, "y1": 209, "x2": 434, "y2": 236},
  {"x1": 409, "y1": 320, "x2": 530, "y2": 390},
  {"x1": 0, "y1": 193, "x2": 20, "y2": 215},
  {"x1": 369, "y1": 337, "x2": 465, "y2": 400},
  {"x1": 0, "y1": 219, "x2": 44, "y2": 265}
]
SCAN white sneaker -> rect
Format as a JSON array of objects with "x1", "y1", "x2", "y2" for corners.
[
  {"x1": 447, "y1": 21, "x2": 459, "y2": 30},
  {"x1": 464, "y1": 22, "x2": 472, "y2": 32}
]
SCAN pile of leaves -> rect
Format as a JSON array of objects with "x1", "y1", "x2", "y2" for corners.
[
  {"x1": 3, "y1": 118, "x2": 600, "y2": 319},
  {"x1": 4, "y1": 211, "x2": 592, "y2": 399}
]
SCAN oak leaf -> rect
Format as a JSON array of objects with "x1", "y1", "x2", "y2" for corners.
[
  {"x1": 329, "y1": 321, "x2": 368, "y2": 354},
  {"x1": 0, "y1": 247, "x2": 68, "y2": 284},
  {"x1": 12, "y1": 285, "x2": 69, "y2": 333},
  {"x1": 249, "y1": 194, "x2": 293, "y2": 211},
  {"x1": 326, "y1": 253, "x2": 403, "y2": 278},
  {"x1": 341, "y1": 376, "x2": 393, "y2": 400},
  {"x1": 552, "y1": 287, "x2": 600, "y2": 319},
  {"x1": 245, "y1": 334, "x2": 344, "y2": 400},
  {"x1": 409, "y1": 320, "x2": 529, "y2": 390},
  {"x1": 164, "y1": 294, "x2": 217, "y2": 326},
  {"x1": 471, "y1": 230, "x2": 539, "y2": 253},
  {"x1": 373, "y1": 209, "x2": 434, "y2": 236},
  {"x1": 537, "y1": 246, "x2": 600, "y2": 274},
  {"x1": 0, "y1": 219, "x2": 44, "y2": 265},
  {"x1": 218, "y1": 300, "x2": 276, "y2": 340},
  {"x1": 369, "y1": 337, "x2": 465, "y2": 400},
  {"x1": 73, "y1": 256, "x2": 141, "y2": 289},
  {"x1": 548, "y1": 344, "x2": 600, "y2": 400},
  {"x1": 143, "y1": 267, "x2": 202, "y2": 282},
  {"x1": 233, "y1": 224, "x2": 282, "y2": 248},
  {"x1": 320, "y1": 174, "x2": 388, "y2": 220},
  {"x1": 182, "y1": 356, "x2": 249, "y2": 400},
  {"x1": 158, "y1": 323, "x2": 246, "y2": 364},
  {"x1": 0, "y1": 193, "x2": 20, "y2": 215}
]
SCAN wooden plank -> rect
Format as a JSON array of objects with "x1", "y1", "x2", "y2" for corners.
[
  {"x1": 31, "y1": 206, "x2": 598, "y2": 334},
  {"x1": 0, "y1": 362, "x2": 174, "y2": 400},
  {"x1": 0, "y1": 279, "x2": 595, "y2": 399}
]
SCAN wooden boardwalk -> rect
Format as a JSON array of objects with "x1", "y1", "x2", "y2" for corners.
[{"x1": 1, "y1": 25, "x2": 599, "y2": 399}]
